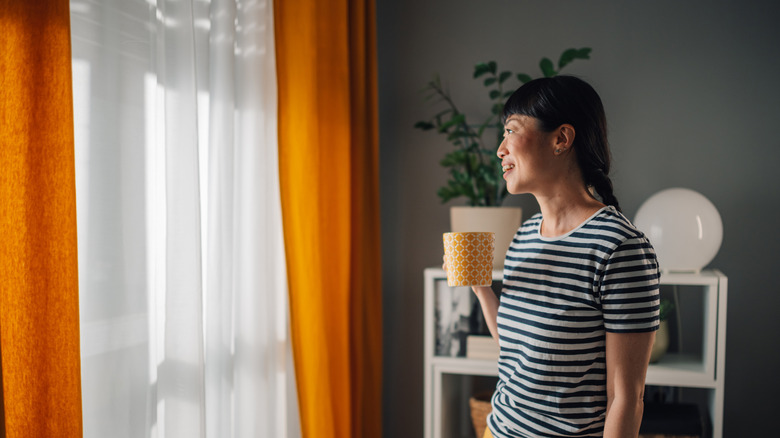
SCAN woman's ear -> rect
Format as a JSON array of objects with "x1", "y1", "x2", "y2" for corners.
[{"x1": 553, "y1": 124, "x2": 575, "y2": 155}]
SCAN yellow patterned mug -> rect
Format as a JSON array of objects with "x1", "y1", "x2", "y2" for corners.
[{"x1": 443, "y1": 232, "x2": 495, "y2": 287}]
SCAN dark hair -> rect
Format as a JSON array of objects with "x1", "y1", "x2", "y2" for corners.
[{"x1": 501, "y1": 75, "x2": 621, "y2": 212}]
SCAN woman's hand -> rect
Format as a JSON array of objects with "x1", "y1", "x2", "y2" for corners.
[
  {"x1": 471, "y1": 285, "x2": 500, "y2": 343},
  {"x1": 443, "y1": 254, "x2": 500, "y2": 343}
]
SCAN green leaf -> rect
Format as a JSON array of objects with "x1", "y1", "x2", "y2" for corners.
[
  {"x1": 482, "y1": 170, "x2": 498, "y2": 185},
  {"x1": 658, "y1": 298, "x2": 675, "y2": 321},
  {"x1": 491, "y1": 103, "x2": 503, "y2": 115},
  {"x1": 540, "y1": 58, "x2": 556, "y2": 77},
  {"x1": 437, "y1": 186, "x2": 458, "y2": 204},
  {"x1": 473, "y1": 62, "x2": 493, "y2": 78},
  {"x1": 484, "y1": 77, "x2": 497, "y2": 86},
  {"x1": 446, "y1": 131, "x2": 478, "y2": 142},
  {"x1": 558, "y1": 48, "x2": 578, "y2": 70},
  {"x1": 516, "y1": 73, "x2": 533, "y2": 84},
  {"x1": 489, "y1": 90, "x2": 501, "y2": 99},
  {"x1": 413, "y1": 121, "x2": 435, "y2": 130},
  {"x1": 558, "y1": 47, "x2": 592, "y2": 69},
  {"x1": 470, "y1": 154, "x2": 481, "y2": 169},
  {"x1": 440, "y1": 150, "x2": 467, "y2": 167},
  {"x1": 437, "y1": 113, "x2": 466, "y2": 132},
  {"x1": 475, "y1": 183, "x2": 485, "y2": 201},
  {"x1": 498, "y1": 71, "x2": 512, "y2": 84},
  {"x1": 576, "y1": 47, "x2": 592, "y2": 59},
  {"x1": 453, "y1": 169, "x2": 470, "y2": 185},
  {"x1": 474, "y1": 164, "x2": 489, "y2": 179},
  {"x1": 488, "y1": 61, "x2": 497, "y2": 75},
  {"x1": 480, "y1": 148, "x2": 499, "y2": 157},
  {"x1": 453, "y1": 112, "x2": 467, "y2": 126},
  {"x1": 503, "y1": 90, "x2": 514, "y2": 98}
]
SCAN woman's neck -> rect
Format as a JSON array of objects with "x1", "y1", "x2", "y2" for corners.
[{"x1": 536, "y1": 186, "x2": 605, "y2": 238}]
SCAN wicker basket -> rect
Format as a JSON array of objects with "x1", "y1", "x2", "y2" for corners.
[{"x1": 469, "y1": 391, "x2": 493, "y2": 438}]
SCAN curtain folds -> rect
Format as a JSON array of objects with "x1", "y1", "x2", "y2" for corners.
[
  {"x1": 154, "y1": 0, "x2": 207, "y2": 435},
  {"x1": 275, "y1": 0, "x2": 382, "y2": 437},
  {"x1": 205, "y1": 0, "x2": 300, "y2": 436},
  {"x1": 70, "y1": 0, "x2": 297, "y2": 436},
  {"x1": 0, "y1": 1, "x2": 83, "y2": 437}
]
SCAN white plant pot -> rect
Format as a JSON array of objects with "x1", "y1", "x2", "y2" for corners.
[{"x1": 450, "y1": 206, "x2": 522, "y2": 271}]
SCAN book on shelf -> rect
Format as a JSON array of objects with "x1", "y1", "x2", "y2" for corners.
[{"x1": 466, "y1": 335, "x2": 499, "y2": 360}]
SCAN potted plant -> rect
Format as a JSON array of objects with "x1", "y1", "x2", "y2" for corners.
[
  {"x1": 415, "y1": 48, "x2": 592, "y2": 268},
  {"x1": 650, "y1": 298, "x2": 675, "y2": 363}
]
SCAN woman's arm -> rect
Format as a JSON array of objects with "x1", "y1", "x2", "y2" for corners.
[
  {"x1": 603, "y1": 331, "x2": 655, "y2": 438},
  {"x1": 471, "y1": 286, "x2": 500, "y2": 343}
]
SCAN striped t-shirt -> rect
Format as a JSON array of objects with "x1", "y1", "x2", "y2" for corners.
[{"x1": 487, "y1": 206, "x2": 660, "y2": 438}]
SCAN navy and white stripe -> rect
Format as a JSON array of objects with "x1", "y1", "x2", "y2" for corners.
[{"x1": 487, "y1": 206, "x2": 660, "y2": 438}]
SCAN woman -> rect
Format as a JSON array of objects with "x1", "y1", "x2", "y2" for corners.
[{"x1": 474, "y1": 76, "x2": 660, "y2": 437}]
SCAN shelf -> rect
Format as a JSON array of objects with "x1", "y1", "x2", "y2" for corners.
[
  {"x1": 659, "y1": 270, "x2": 723, "y2": 286},
  {"x1": 427, "y1": 267, "x2": 726, "y2": 286},
  {"x1": 646, "y1": 353, "x2": 716, "y2": 388},
  {"x1": 430, "y1": 356, "x2": 498, "y2": 375},
  {"x1": 425, "y1": 267, "x2": 503, "y2": 282},
  {"x1": 431, "y1": 353, "x2": 715, "y2": 389}
]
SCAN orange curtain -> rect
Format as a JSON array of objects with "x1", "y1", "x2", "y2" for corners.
[
  {"x1": 0, "y1": 1, "x2": 83, "y2": 437},
  {"x1": 275, "y1": 0, "x2": 382, "y2": 437}
]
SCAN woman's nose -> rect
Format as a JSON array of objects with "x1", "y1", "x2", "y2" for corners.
[{"x1": 497, "y1": 140, "x2": 507, "y2": 159}]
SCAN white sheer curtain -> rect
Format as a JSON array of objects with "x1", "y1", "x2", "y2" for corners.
[{"x1": 70, "y1": 0, "x2": 299, "y2": 436}]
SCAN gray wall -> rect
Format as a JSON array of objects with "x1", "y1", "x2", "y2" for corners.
[{"x1": 378, "y1": 0, "x2": 780, "y2": 436}]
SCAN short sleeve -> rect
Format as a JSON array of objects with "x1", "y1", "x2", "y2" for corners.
[{"x1": 600, "y1": 236, "x2": 661, "y2": 333}]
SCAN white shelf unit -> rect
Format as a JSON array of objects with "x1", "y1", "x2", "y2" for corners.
[{"x1": 423, "y1": 267, "x2": 727, "y2": 438}]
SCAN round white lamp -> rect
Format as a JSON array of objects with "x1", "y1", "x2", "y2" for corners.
[{"x1": 634, "y1": 188, "x2": 723, "y2": 273}]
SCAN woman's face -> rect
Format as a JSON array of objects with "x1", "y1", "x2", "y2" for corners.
[{"x1": 497, "y1": 115, "x2": 558, "y2": 195}]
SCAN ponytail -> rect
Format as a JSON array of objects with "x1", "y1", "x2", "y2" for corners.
[{"x1": 586, "y1": 168, "x2": 621, "y2": 212}]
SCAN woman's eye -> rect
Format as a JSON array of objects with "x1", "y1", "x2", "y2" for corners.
[{"x1": 504, "y1": 129, "x2": 513, "y2": 136}]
